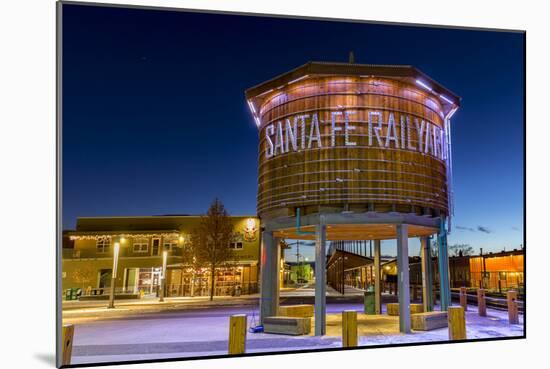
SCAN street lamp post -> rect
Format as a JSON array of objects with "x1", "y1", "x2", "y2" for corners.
[
  {"x1": 159, "y1": 250, "x2": 168, "y2": 302},
  {"x1": 108, "y1": 241, "x2": 120, "y2": 309}
]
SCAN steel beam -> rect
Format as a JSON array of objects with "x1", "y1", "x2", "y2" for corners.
[
  {"x1": 374, "y1": 239, "x2": 381, "y2": 314},
  {"x1": 264, "y1": 212, "x2": 440, "y2": 232},
  {"x1": 314, "y1": 217, "x2": 327, "y2": 336},
  {"x1": 420, "y1": 236, "x2": 434, "y2": 312},
  {"x1": 396, "y1": 224, "x2": 411, "y2": 333},
  {"x1": 437, "y1": 217, "x2": 451, "y2": 311},
  {"x1": 259, "y1": 231, "x2": 280, "y2": 323}
]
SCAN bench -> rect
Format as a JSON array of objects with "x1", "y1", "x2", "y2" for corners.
[
  {"x1": 263, "y1": 316, "x2": 311, "y2": 335},
  {"x1": 279, "y1": 304, "x2": 314, "y2": 318},
  {"x1": 411, "y1": 311, "x2": 448, "y2": 331},
  {"x1": 386, "y1": 303, "x2": 424, "y2": 316}
]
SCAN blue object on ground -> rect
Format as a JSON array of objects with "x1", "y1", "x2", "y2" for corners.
[{"x1": 249, "y1": 325, "x2": 264, "y2": 333}]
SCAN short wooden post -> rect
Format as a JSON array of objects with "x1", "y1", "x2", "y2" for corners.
[
  {"x1": 459, "y1": 287, "x2": 467, "y2": 311},
  {"x1": 477, "y1": 288, "x2": 486, "y2": 316},
  {"x1": 62, "y1": 324, "x2": 74, "y2": 366},
  {"x1": 507, "y1": 290, "x2": 519, "y2": 324},
  {"x1": 342, "y1": 310, "x2": 358, "y2": 347},
  {"x1": 448, "y1": 306, "x2": 466, "y2": 340},
  {"x1": 228, "y1": 314, "x2": 247, "y2": 354}
]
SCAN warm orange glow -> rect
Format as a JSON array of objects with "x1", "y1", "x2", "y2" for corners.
[
  {"x1": 470, "y1": 254, "x2": 523, "y2": 273},
  {"x1": 469, "y1": 254, "x2": 523, "y2": 290}
]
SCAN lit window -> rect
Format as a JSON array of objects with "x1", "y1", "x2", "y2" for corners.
[
  {"x1": 96, "y1": 237, "x2": 111, "y2": 253},
  {"x1": 229, "y1": 242, "x2": 243, "y2": 250},
  {"x1": 163, "y1": 240, "x2": 178, "y2": 251},
  {"x1": 133, "y1": 238, "x2": 149, "y2": 253}
]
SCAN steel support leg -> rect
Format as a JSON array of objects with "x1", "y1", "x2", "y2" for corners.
[
  {"x1": 260, "y1": 231, "x2": 280, "y2": 324},
  {"x1": 397, "y1": 224, "x2": 411, "y2": 333},
  {"x1": 314, "y1": 218, "x2": 327, "y2": 336}
]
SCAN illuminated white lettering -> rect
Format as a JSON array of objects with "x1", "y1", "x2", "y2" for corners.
[
  {"x1": 274, "y1": 121, "x2": 284, "y2": 155},
  {"x1": 415, "y1": 118, "x2": 426, "y2": 152},
  {"x1": 298, "y1": 114, "x2": 309, "y2": 150},
  {"x1": 385, "y1": 113, "x2": 399, "y2": 148},
  {"x1": 308, "y1": 113, "x2": 322, "y2": 149},
  {"x1": 400, "y1": 115, "x2": 406, "y2": 149},
  {"x1": 331, "y1": 111, "x2": 343, "y2": 147},
  {"x1": 406, "y1": 116, "x2": 416, "y2": 151},
  {"x1": 285, "y1": 118, "x2": 298, "y2": 152},
  {"x1": 265, "y1": 124, "x2": 274, "y2": 158},
  {"x1": 344, "y1": 111, "x2": 356, "y2": 146},
  {"x1": 368, "y1": 111, "x2": 383, "y2": 147}
]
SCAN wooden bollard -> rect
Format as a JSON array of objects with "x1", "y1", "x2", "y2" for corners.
[
  {"x1": 62, "y1": 324, "x2": 74, "y2": 366},
  {"x1": 507, "y1": 290, "x2": 519, "y2": 324},
  {"x1": 448, "y1": 306, "x2": 466, "y2": 340},
  {"x1": 342, "y1": 310, "x2": 358, "y2": 347},
  {"x1": 477, "y1": 289, "x2": 486, "y2": 316},
  {"x1": 459, "y1": 287, "x2": 467, "y2": 311},
  {"x1": 228, "y1": 314, "x2": 247, "y2": 354}
]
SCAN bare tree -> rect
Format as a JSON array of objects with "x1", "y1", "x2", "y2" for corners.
[
  {"x1": 449, "y1": 243, "x2": 474, "y2": 257},
  {"x1": 189, "y1": 198, "x2": 235, "y2": 301},
  {"x1": 72, "y1": 264, "x2": 95, "y2": 291}
]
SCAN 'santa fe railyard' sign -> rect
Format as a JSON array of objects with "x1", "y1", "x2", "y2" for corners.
[{"x1": 264, "y1": 111, "x2": 448, "y2": 161}]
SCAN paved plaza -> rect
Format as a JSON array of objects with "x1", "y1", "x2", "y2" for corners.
[{"x1": 65, "y1": 299, "x2": 524, "y2": 365}]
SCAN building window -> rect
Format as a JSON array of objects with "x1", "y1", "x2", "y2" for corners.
[
  {"x1": 133, "y1": 238, "x2": 149, "y2": 253},
  {"x1": 152, "y1": 238, "x2": 161, "y2": 255},
  {"x1": 96, "y1": 237, "x2": 111, "y2": 253},
  {"x1": 163, "y1": 240, "x2": 178, "y2": 251},
  {"x1": 230, "y1": 242, "x2": 243, "y2": 250}
]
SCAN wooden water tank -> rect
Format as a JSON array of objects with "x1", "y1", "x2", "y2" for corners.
[{"x1": 246, "y1": 62, "x2": 460, "y2": 221}]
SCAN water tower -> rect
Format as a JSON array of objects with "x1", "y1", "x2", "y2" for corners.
[{"x1": 246, "y1": 61, "x2": 460, "y2": 335}]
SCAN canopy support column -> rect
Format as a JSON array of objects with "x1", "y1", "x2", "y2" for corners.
[
  {"x1": 260, "y1": 231, "x2": 280, "y2": 324},
  {"x1": 374, "y1": 239, "x2": 381, "y2": 314},
  {"x1": 421, "y1": 236, "x2": 434, "y2": 312},
  {"x1": 397, "y1": 224, "x2": 411, "y2": 333},
  {"x1": 314, "y1": 218, "x2": 327, "y2": 336},
  {"x1": 438, "y1": 217, "x2": 451, "y2": 311}
]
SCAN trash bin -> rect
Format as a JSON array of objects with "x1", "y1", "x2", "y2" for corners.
[{"x1": 364, "y1": 285, "x2": 375, "y2": 314}]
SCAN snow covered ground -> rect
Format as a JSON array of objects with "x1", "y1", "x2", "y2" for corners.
[{"x1": 69, "y1": 303, "x2": 524, "y2": 365}]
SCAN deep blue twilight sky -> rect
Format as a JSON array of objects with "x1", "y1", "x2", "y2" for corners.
[{"x1": 62, "y1": 4, "x2": 524, "y2": 258}]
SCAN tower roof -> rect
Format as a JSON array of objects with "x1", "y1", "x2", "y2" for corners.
[{"x1": 245, "y1": 61, "x2": 461, "y2": 117}]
